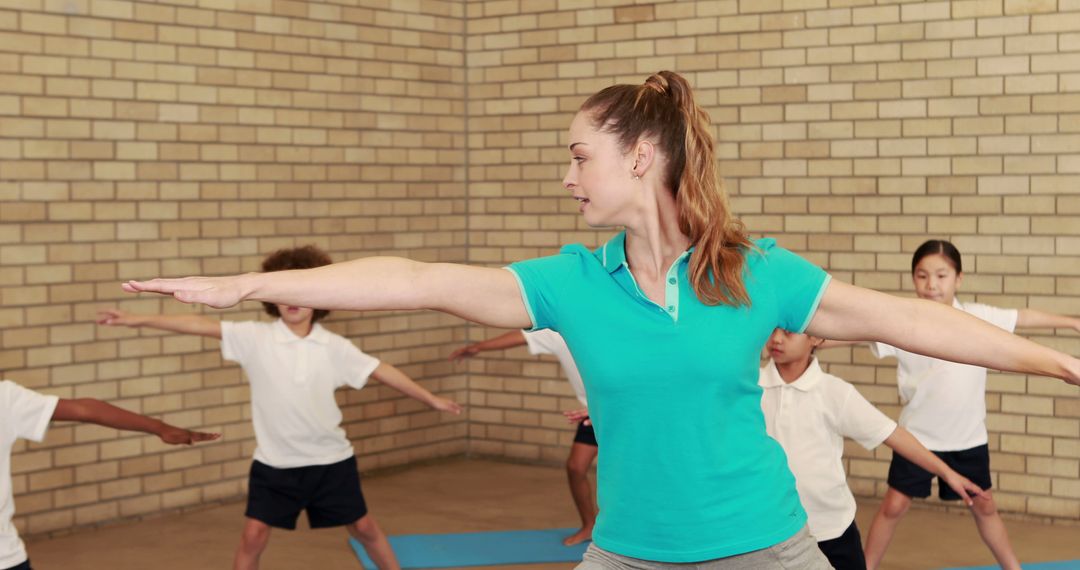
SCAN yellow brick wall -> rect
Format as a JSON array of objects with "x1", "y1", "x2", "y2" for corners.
[
  {"x1": 464, "y1": 0, "x2": 1080, "y2": 522},
  {"x1": 2, "y1": 0, "x2": 468, "y2": 537},
  {"x1": 4, "y1": 0, "x2": 1080, "y2": 537}
]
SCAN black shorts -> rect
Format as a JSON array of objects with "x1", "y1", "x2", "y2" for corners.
[
  {"x1": 888, "y1": 443, "x2": 992, "y2": 501},
  {"x1": 573, "y1": 420, "x2": 597, "y2": 447},
  {"x1": 4, "y1": 559, "x2": 31, "y2": 570},
  {"x1": 246, "y1": 456, "x2": 368, "y2": 530},
  {"x1": 816, "y1": 521, "x2": 865, "y2": 570}
]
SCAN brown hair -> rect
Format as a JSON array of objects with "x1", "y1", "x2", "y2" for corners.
[
  {"x1": 260, "y1": 245, "x2": 333, "y2": 322},
  {"x1": 581, "y1": 70, "x2": 753, "y2": 306}
]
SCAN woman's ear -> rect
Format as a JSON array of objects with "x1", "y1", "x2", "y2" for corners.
[{"x1": 632, "y1": 139, "x2": 655, "y2": 178}]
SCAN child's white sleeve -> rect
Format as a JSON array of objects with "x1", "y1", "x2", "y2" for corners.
[
  {"x1": 523, "y1": 329, "x2": 555, "y2": 356},
  {"x1": 967, "y1": 303, "x2": 1019, "y2": 333},
  {"x1": 3, "y1": 381, "x2": 59, "y2": 443},
  {"x1": 339, "y1": 341, "x2": 380, "y2": 390},
  {"x1": 868, "y1": 342, "x2": 896, "y2": 359},
  {"x1": 837, "y1": 384, "x2": 897, "y2": 450},
  {"x1": 220, "y1": 321, "x2": 256, "y2": 364}
]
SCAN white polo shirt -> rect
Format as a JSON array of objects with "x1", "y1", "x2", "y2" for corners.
[
  {"x1": 759, "y1": 359, "x2": 896, "y2": 542},
  {"x1": 523, "y1": 329, "x2": 587, "y2": 407},
  {"x1": 221, "y1": 320, "x2": 380, "y2": 469},
  {"x1": 870, "y1": 299, "x2": 1018, "y2": 452},
  {"x1": 1, "y1": 381, "x2": 59, "y2": 568}
]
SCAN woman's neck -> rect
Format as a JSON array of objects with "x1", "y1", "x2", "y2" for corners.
[{"x1": 622, "y1": 185, "x2": 691, "y2": 279}]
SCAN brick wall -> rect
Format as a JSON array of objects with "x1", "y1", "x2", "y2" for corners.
[
  {"x1": 464, "y1": 0, "x2": 1080, "y2": 522},
  {"x1": 2, "y1": 0, "x2": 468, "y2": 537},
  {"x1": 4, "y1": 0, "x2": 1080, "y2": 538}
]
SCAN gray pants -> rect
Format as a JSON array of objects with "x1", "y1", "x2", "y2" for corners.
[{"x1": 575, "y1": 526, "x2": 833, "y2": 569}]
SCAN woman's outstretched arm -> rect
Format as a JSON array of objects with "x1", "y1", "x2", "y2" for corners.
[
  {"x1": 807, "y1": 279, "x2": 1080, "y2": 384},
  {"x1": 122, "y1": 257, "x2": 533, "y2": 330}
]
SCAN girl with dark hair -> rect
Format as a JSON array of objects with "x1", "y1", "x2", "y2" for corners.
[
  {"x1": 121, "y1": 73, "x2": 1080, "y2": 568},
  {"x1": 861, "y1": 239, "x2": 1080, "y2": 570}
]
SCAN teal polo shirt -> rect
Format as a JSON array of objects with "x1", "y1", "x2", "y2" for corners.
[{"x1": 507, "y1": 232, "x2": 831, "y2": 562}]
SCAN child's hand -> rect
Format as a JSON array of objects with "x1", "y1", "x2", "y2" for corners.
[
  {"x1": 97, "y1": 308, "x2": 138, "y2": 327},
  {"x1": 943, "y1": 471, "x2": 987, "y2": 507},
  {"x1": 430, "y1": 397, "x2": 463, "y2": 415},
  {"x1": 123, "y1": 275, "x2": 248, "y2": 309},
  {"x1": 563, "y1": 408, "x2": 590, "y2": 426},
  {"x1": 448, "y1": 345, "x2": 480, "y2": 362},
  {"x1": 159, "y1": 426, "x2": 222, "y2": 445}
]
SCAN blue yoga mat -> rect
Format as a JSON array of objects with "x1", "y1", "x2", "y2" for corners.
[
  {"x1": 351, "y1": 527, "x2": 589, "y2": 568},
  {"x1": 943, "y1": 561, "x2": 1080, "y2": 570}
]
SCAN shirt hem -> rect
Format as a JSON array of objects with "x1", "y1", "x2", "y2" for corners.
[
  {"x1": 503, "y1": 266, "x2": 540, "y2": 331},
  {"x1": 252, "y1": 449, "x2": 356, "y2": 469},
  {"x1": 0, "y1": 553, "x2": 28, "y2": 570},
  {"x1": 592, "y1": 514, "x2": 807, "y2": 563},
  {"x1": 810, "y1": 515, "x2": 856, "y2": 542}
]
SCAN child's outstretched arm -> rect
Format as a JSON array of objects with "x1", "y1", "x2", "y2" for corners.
[
  {"x1": 883, "y1": 427, "x2": 986, "y2": 506},
  {"x1": 52, "y1": 399, "x2": 221, "y2": 445},
  {"x1": 1016, "y1": 309, "x2": 1080, "y2": 333},
  {"x1": 121, "y1": 258, "x2": 532, "y2": 330},
  {"x1": 370, "y1": 363, "x2": 463, "y2": 415},
  {"x1": 807, "y1": 280, "x2": 1080, "y2": 385},
  {"x1": 448, "y1": 330, "x2": 527, "y2": 361},
  {"x1": 97, "y1": 308, "x2": 222, "y2": 339}
]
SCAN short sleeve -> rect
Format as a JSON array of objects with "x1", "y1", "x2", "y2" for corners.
[
  {"x1": 3, "y1": 380, "x2": 59, "y2": 443},
  {"x1": 752, "y1": 239, "x2": 831, "y2": 333},
  {"x1": 221, "y1": 321, "x2": 259, "y2": 364},
  {"x1": 336, "y1": 339, "x2": 380, "y2": 390},
  {"x1": 869, "y1": 342, "x2": 897, "y2": 359},
  {"x1": 505, "y1": 247, "x2": 587, "y2": 331},
  {"x1": 523, "y1": 329, "x2": 559, "y2": 356},
  {"x1": 965, "y1": 303, "x2": 1018, "y2": 333},
  {"x1": 836, "y1": 383, "x2": 897, "y2": 450}
]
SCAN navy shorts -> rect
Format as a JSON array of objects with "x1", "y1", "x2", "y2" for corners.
[
  {"x1": 3, "y1": 559, "x2": 31, "y2": 570},
  {"x1": 246, "y1": 456, "x2": 368, "y2": 530},
  {"x1": 573, "y1": 420, "x2": 597, "y2": 447},
  {"x1": 888, "y1": 443, "x2": 992, "y2": 500},
  {"x1": 817, "y1": 521, "x2": 865, "y2": 570}
]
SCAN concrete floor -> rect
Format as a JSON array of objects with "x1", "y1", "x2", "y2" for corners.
[{"x1": 24, "y1": 458, "x2": 1080, "y2": 569}]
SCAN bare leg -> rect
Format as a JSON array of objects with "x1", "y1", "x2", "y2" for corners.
[
  {"x1": 863, "y1": 487, "x2": 911, "y2": 570},
  {"x1": 347, "y1": 514, "x2": 401, "y2": 570},
  {"x1": 969, "y1": 491, "x2": 1021, "y2": 570},
  {"x1": 563, "y1": 442, "x2": 598, "y2": 546},
  {"x1": 233, "y1": 518, "x2": 272, "y2": 570}
]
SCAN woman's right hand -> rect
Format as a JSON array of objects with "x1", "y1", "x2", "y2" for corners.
[{"x1": 122, "y1": 274, "x2": 252, "y2": 309}]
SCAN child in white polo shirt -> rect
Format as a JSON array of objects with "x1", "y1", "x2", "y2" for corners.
[
  {"x1": 760, "y1": 328, "x2": 985, "y2": 570},
  {"x1": 861, "y1": 240, "x2": 1080, "y2": 570},
  {"x1": 450, "y1": 328, "x2": 596, "y2": 546},
  {"x1": 2, "y1": 380, "x2": 218, "y2": 570},
  {"x1": 99, "y1": 245, "x2": 462, "y2": 570}
]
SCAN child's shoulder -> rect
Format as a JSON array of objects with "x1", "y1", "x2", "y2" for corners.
[{"x1": 815, "y1": 370, "x2": 859, "y2": 398}]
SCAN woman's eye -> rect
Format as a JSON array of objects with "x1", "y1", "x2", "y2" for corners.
[{"x1": 573, "y1": 156, "x2": 585, "y2": 163}]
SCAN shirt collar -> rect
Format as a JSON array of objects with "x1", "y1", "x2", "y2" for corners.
[
  {"x1": 952, "y1": 298, "x2": 964, "y2": 311},
  {"x1": 597, "y1": 230, "x2": 695, "y2": 274},
  {"x1": 271, "y1": 319, "x2": 330, "y2": 345},
  {"x1": 759, "y1": 357, "x2": 824, "y2": 392}
]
